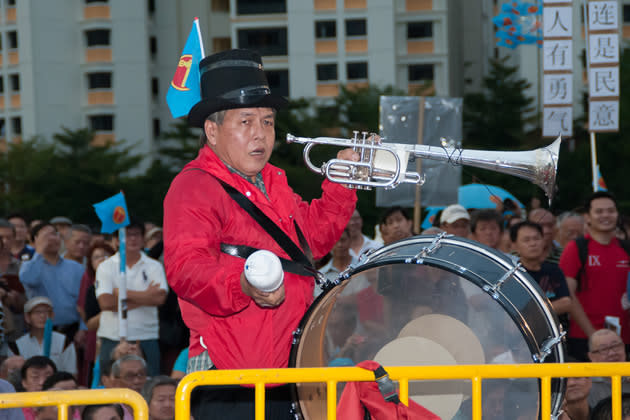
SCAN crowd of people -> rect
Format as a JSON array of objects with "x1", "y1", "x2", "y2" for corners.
[
  {"x1": 0, "y1": 213, "x2": 183, "y2": 420},
  {"x1": 0, "y1": 46, "x2": 628, "y2": 420}
]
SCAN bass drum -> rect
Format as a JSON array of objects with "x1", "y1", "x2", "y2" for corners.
[{"x1": 290, "y1": 235, "x2": 566, "y2": 420}]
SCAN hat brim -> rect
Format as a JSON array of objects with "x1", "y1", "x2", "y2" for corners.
[{"x1": 188, "y1": 94, "x2": 289, "y2": 128}]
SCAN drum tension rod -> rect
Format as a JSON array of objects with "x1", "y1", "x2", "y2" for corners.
[
  {"x1": 292, "y1": 327, "x2": 303, "y2": 345},
  {"x1": 405, "y1": 233, "x2": 450, "y2": 264},
  {"x1": 533, "y1": 332, "x2": 566, "y2": 363},
  {"x1": 483, "y1": 262, "x2": 524, "y2": 300}
]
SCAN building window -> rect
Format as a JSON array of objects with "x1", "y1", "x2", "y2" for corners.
[
  {"x1": 85, "y1": 29, "x2": 111, "y2": 47},
  {"x1": 153, "y1": 118, "x2": 160, "y2": 138},
  {"x1": 7, "y1": 0, "x2": 16, "y2": 6},
  {"x1": 236, "y1": 0, "x2": 285, "y2": 15},
  {"x1": 147, "y1": 0, "x2": 155, "y2": 14},
  {"x1": 149, "y1": 36, "x2": 157, "y2": 58},
  {"x1": 266, "y1": 70, "x2": 289, "y2": 97},
  {"x1": 87, "y1": 72, "x2": 112, "y2": 89},
  {"x1": 11, "y1": 117, "x2": 21, "y2": 135},
  {"x1": 345, "y1": 19, "x2": 366, "y2": 37},
  {"x1": 89, "y1": 114, "x2": 114, "y2": 131},
  {"x1": 7, "y1": 31, "x2": 17, "y2": 49},
  {"x1": 0, "y1": 77, "x2": 3, "y2": 94},
  {"x1": 624, "y1": 5, "x2": 630, "y2": 23},
  {"x1": 407, "y1": 22, "x2": 432, "y2": 39},
  {"x1": 317, "y1": 63, "x2": 338, "y2": 81},
  {"x1": 0, "y1": 119, "x2": 5, "y2": 137},
  {"x1": 237, "y1": 28, "x2": 287, "y2": 56},
  {"x1": 85, "y1": 0, "x2": 109, "y2": 3},
  {"x1": 151, "y1": 77, "x2": 159, "y2": 98},
  {"x1": 9, "y1": 74, "x2": 19, "y2": 92},
  {"x1": 347, "y1": 62, "x2": 367, "y2": 80},
  {"x1": 408, "y1": 64, "x2": 434, "y2": 82},
  {"x1": 212, "y1": 0, "x2": 229, "y2": 11},
  {"x1": 315, "y1": 21, "x2": 336, "y2": 39}
]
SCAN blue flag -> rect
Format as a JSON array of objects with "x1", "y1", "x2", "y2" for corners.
[
  {"x1": 93, "y1": 192, "x2": 130, "y2": 234},
  {"x1": 166, "y1": 18, "x2": 204, "y2": 118}
]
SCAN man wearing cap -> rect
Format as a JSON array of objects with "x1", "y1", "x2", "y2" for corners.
[
  {"x1": 163, "y1": 49, "x2": 358, "y2": 419},
  {"x1": 9, "y1": 296, "x2": 77, "y2": 375},
  {"x1": 439, "y1": 204, "x2": 471, "y2": 238}
]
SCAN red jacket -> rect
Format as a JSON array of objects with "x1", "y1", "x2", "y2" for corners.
[{"x1": 163, "y1": 146, "x2": 357, "y2": 369}]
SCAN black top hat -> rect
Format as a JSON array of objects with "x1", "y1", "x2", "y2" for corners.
[{"x1": 187, "y1": 49, "x2": 288, "y2": 127}]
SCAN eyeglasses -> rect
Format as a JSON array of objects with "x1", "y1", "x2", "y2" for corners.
[
  {"x1": 590, "y1": 342, "x2": 625, "y2": 355},
  {"x1": 120, "y1": 371, "x2": 146, "y2": 382},
  {"x1": 30, "y1": 309, "x2": 52, "y2": 316}
]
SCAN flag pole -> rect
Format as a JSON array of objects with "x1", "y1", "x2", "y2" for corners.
[{"x1": 194, "y1": 17, "x2": 205, "y2": 57}]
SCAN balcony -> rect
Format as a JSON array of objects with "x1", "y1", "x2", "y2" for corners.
[
  {"x1": 316, "y1": 83, "x2": 339, "y2": 97},
  {"x1": 10, "y1": 94, "x2": 20, "y2": 109},
  {"x1": 406, "y1": 0, "x2": 432, "y2": 12},
  {"x1": 407, "y1": 40, "x2": 434, "y2": 55},
  {"x1": 86, "y1": 48, "x2": 112, "y2": 63},
  {"x1": 314, "y1": 0, "x2": 336, "y2": 11},
  {"x1": 84, "y1": 5, "x2": 111, "y2": 20},
  {"x1": 92, "y1": 133, "x2": 116, "y2": 146},
  {"x1": 6, "y1": 7, "x2": 16, "y2": 23},
  {"x1": 345, "y1": 38, "x2": 367, "y2": 53},
  {"x1": 87, "y1": 91, "x2": 114, "y2": 105},
  {"x1": 315, "y1": 39, "x2": 337, "y2": 54}
]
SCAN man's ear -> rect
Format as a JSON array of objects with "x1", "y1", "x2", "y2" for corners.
[{"x1": 204, "y1": 119, "x2": 218, "y2": 147}]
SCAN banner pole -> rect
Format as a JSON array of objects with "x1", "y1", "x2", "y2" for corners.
[
  {"x1": 413, "y1": 98, "x2": 425, "y2": 233},
  {"x1": 590, "y1": 132, "x2": 598, "y2": 192}
]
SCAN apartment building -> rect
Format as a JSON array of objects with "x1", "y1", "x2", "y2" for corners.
[{"x1": 0, "y1": 0, "x2": 469, "y2": 155}]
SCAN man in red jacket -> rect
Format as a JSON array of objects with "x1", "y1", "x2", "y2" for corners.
[{"x1": 163, "y1": 49, "x2": 358, "y2": 419}]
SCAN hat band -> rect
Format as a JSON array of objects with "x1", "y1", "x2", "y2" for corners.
[
  {"x1": 220, "y1": 85, "x2": 272, "y2": 103},
  {"x1": 202, "y1": 59, "x2": 264, "y2": 74}
]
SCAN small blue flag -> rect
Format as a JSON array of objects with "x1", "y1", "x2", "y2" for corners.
[
  {"x1": 93, "y1": 192, "x2": 130, "y2": 234},
  {"x1": 42, "y1": 318, "x2": 53, "y2": 358},
  {"x1": 166, "y1": 18, "x2": 204, "y2": 118}
]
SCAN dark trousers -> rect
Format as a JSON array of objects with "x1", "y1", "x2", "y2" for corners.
[{"x1": 191, "y1": 384, "x2": 294, "y2": 420}]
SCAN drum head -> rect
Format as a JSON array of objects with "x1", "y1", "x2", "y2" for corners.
[{"x1": 290, "y1": 235, "x2": 565, "y2": 420}]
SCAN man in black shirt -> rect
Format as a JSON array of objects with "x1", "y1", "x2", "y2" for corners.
[{"x1": 511, "y1": 221, "x2": 572, "y2": 328}]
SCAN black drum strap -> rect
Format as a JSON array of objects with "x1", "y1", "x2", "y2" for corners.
[{"x1": 185, "y1": 168, "x2": 317, "y2": 277}]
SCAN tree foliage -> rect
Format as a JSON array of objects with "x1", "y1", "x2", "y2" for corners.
[
  {"x1": 464, "y1": 56, "x2": 536, "y2": 150},
  {"x1": 0, "y1": 128, "x2": 141, "y2": 224}
]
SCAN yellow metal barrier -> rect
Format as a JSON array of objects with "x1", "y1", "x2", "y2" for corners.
[
  {"x1": 0, "y1": 388, "x2": 148, "y2": 420},
  {"x1": 176, "y1": 362, "x2": 630, "y2": 420}
]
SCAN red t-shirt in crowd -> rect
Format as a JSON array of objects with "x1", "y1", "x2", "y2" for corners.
[{"x1": 559, "y1": 235, "x2": 630, "y2": 342}]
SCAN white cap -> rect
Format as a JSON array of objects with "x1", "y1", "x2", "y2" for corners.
[
  {"x1": 440, "y1": 204, "x2": 470, "y2": 225},
  {"x1": 244, "y1": 250, "x2": 284, "y2": 292}
]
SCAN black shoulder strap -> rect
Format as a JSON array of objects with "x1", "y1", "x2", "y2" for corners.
[
  {"x1": 576, "y1": 236, "x2": 589, "y2": 267},
  {"x1": 7, "y1": 341, "x2": 19, "y2": 355},
  {"x1": 186, "y1": 167, "x2": 314, "y2": 269},
  {"x1": 575, "y1": 236, "x2": 589, "y2": 291},
  {"x1": 620, "y1": 240, "x2": 630, "y2": 260}
]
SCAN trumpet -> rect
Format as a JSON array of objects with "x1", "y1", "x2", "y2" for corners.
[{"x1": 286, "y1": 131, "x2": 562, "y2": 199}]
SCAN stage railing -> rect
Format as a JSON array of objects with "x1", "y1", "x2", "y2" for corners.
[
  {"x1": 175, "y1": 362, "x2": 630, "y2": 420},
  {"x1": 0, "y1": 388, "x2": 148, "y2": 419}
]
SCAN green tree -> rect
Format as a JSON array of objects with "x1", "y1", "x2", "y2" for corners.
[
  {"x1": 0, "y1": 128, "x2": 141, "y2": 224},
  {"x1": 461, "y1": 56, "x2": 542, "y2": 206},
  {"x1": 464, "y1": 56, "x2": 536, "y2": 150}
]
